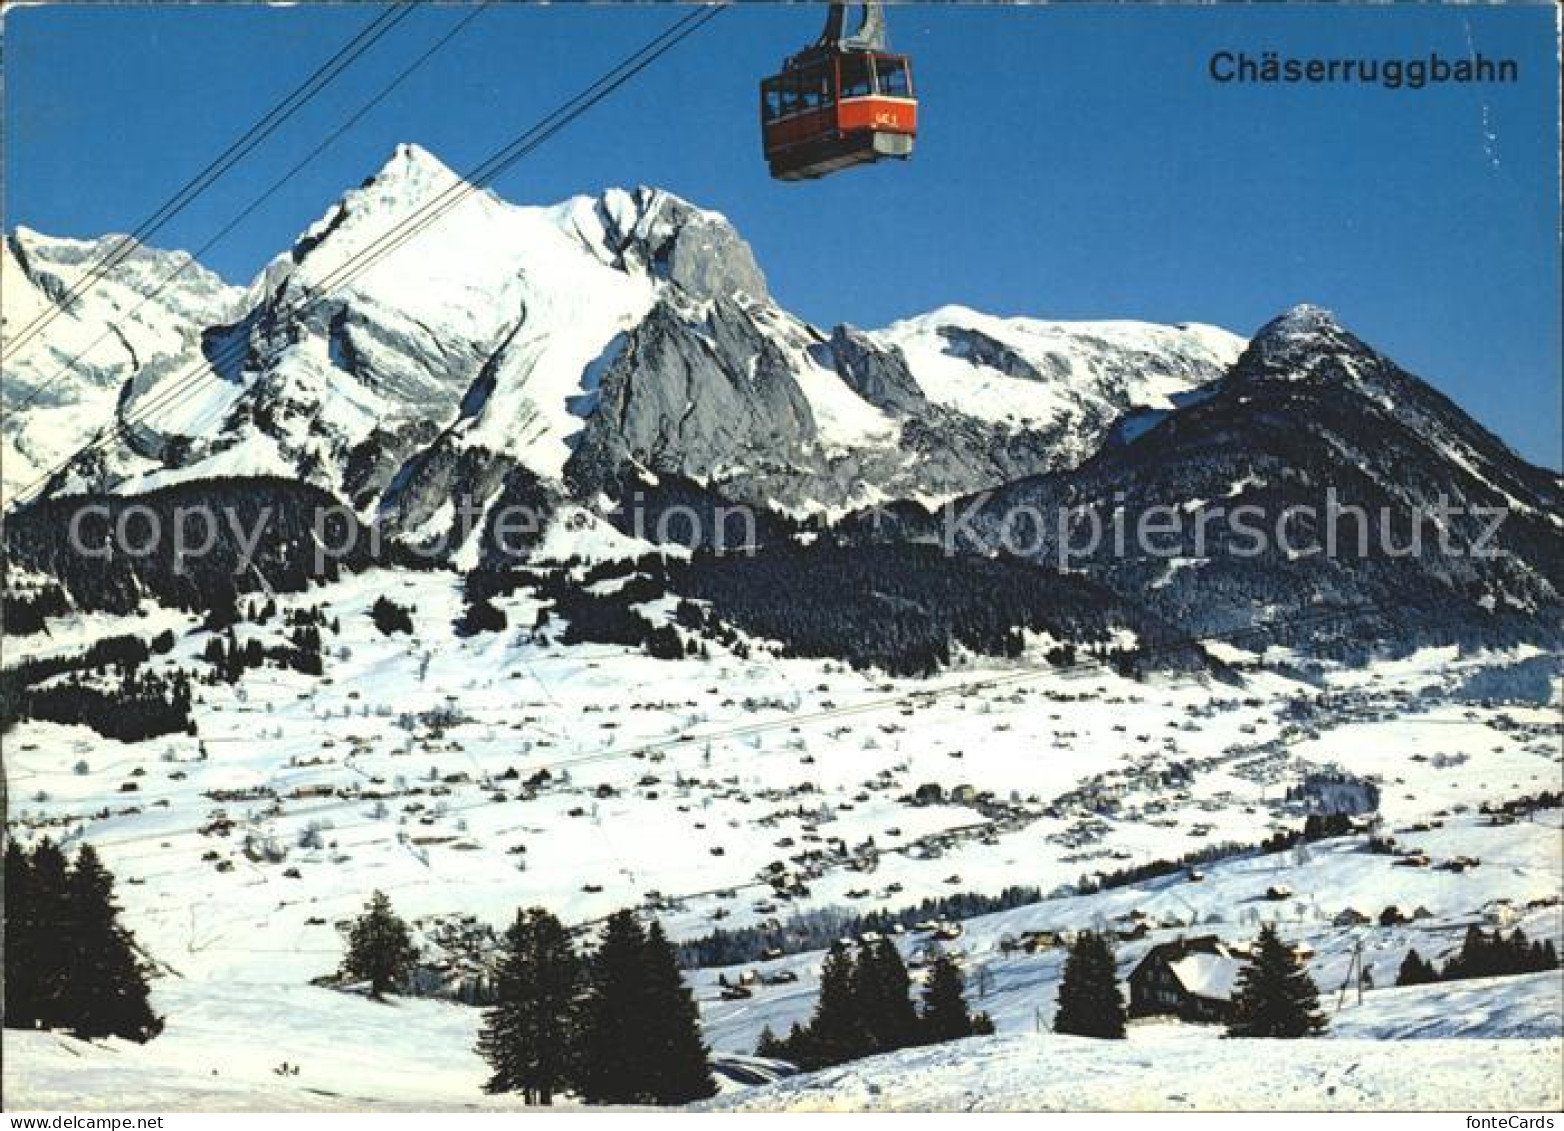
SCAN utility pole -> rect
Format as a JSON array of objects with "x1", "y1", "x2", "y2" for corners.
[{"x1": 1335, "y1": 937, "x2": 1365, "y2": 1011}]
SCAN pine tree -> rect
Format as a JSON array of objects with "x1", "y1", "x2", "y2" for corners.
[
  {"x1": 1054, "y1": 931, "x2": 1127, "y2": 1038},
  {"x1": 803, "y1": 942, "x2": 868, "y2": 1067},
  {"x1": 61, "y1": 846, "x2": 161, "y2": 1041},
  {"x1": 1396, "y1": 948, "x2": 1438, "y2": 987},
  {"x1": 575, "y1": 913, "x2": 716, "y2": 1105},
  {"x1": 477, "y1": 908, "x2": 583, "y2": 1103},
  {"x1": 754, "y1": 1025, "x2": 785, "y2": 1059},
  {"x1": 639, "y1": 920, "x2": 717, "y2": 1104},
  {"x1": 1444, "y1": 924, "x2": 1495, "y2": 980},
  {"x1": 919, "y1": 952, "x2": 975, "y2": 1043},
  {"x1": 1227, "y1": 924, "x2": 1327, "y2": 1038},
  {"x1": 26, "y1": 839, "x2": 73, "y2": 1031},
  {"x1": 575, "y1": 911, "x2": 653, "y2": 1104},
  {"x1": 852, "y1": 938, "x2": 919, "y2": 1055},
  {"x1": 4, "y1": 840, "x2": 39, "y2": 1030},
  {"x1": 4, "y1": 842, "x2": 160, "y2": 1041},
  {"x1": 341, "y1": 891, "x2": 415, "y2": 1000}
]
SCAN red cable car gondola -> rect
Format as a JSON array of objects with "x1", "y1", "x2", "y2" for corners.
[{"x1": 760, "y1": 2, "x2": 918, "y2": 182}]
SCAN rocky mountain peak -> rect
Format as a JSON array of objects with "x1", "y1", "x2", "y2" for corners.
[
  {"x1": 574, "y1": 185, "x2": 770, "y2": 305},
  {"x1": 366, "y1": 141, "x2": 462, "y2": 192},
  {"x1": 1234, "y1": 303, "x2": 1382, "y2": 385},
  {"x1": 1258, "y1": 302, "x2": 1342, "y2": 339}
]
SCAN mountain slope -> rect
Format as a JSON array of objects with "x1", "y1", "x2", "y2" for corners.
[
  {"x1": 1, "y1": 228, "x2": 244, "y2": 498},
  {"x1": 899, "y1": 305, "x2": 1563, "y2": 650}
]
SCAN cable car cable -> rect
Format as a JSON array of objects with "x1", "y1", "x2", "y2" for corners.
[
  {"x1": 6, "y1": 2, "x2": 494, "y2": 427},
  {"x1": 2, "y1": 2, "x2": 418, "y2": 363},
  {"x1": 7, "y1": 2, "x2": 730, "y2": 510}
]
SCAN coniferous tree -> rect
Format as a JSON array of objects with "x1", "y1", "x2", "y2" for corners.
[
  {"x1": 1439, "y1": 926, "x2": 1561, "y2": 982},
  {"x1": 919, "y1": 952, "x2": 975, "y2": 1043},
  {"x1": 1227, "y1": 924, "x2": 1327, "y2": 1038},
  {"x1": 477, "y1": 908, "x2": 583, "y2": 1103},
  {"x1": 3, "y1": 840, "x2": 39, "y2": 1030},
  {"x1": 26, "y1": 839, "x2": 73, "y2": 1031},
  {"x1": 1396, "y1": 948, "x2": 1438, "y2": 987},
  {"x1": 60, "y1": 846, "x2": 162, "y2": 1041},
  {"x1": 576, "y1": 913, "x2": 716, "y2": 1105},
  {"x1": 852, "y1": 938, "x2": 919, "y2": 1054},
  {"x1": 370, "y1": 596, "x2": 415, "y2": 636},
  {"x1": 754, "y1": 1024, "x2": 785, "y2": 1059},
  {"x1": 1538, "y1": 940, "x2": 1559, "y2": 971},
  {"x1": 638, "y1": 920, "x2": 717, "y2": 1104},
  {"x1": 4, "y1": 841, "x2": 160, "y2": 1040},
  {"x1": 575, "y1": 911, "x2": 653, "y2": 1104},
  {"x1": 1443, "y1": 925, "x2": 1494, "y2": 980},
  {"x1": 340, "y1": 891, "x2": 415, "y2": 1000},
  {"x1": 1053, "y1": 931, "x2": 1127, "y2": 1038},
  {"x1": 802, "y1": 942, "x2": 868, "y2": 1067}
]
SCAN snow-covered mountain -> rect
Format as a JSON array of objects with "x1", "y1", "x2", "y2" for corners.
[
  {"x1": 5, "y1": 143, "x2": 1560, "y2": 661},
  {"x1": 878, "y1": 303, "x2": 1564, "y2": 651},
  {"x1": 4, "y1": 143, "x2": 1241, "y2": 532},
  {"x1": 1, "y1": 228, "x2": 244, "y2": 498}
]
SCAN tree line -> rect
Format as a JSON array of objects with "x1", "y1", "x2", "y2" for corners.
[
  {"x1": 754, "y1": 937, "x2": 994, "y2": 1070},
  {"x1": 17, "y1": 666, "x2": 195, "y2": 743},
  {"x1": 3, "y1": 839, "x2": 162, "y2": 1042},
  {"x1": 1397, "y1": 926, "x2": 1559, "y2": 987},
  {"x1": 676, "y1": 885, "x2": 1047, "y2": 969},
  {"x1": 1, "y1": 630, "x2": 175, "y2": 732}
]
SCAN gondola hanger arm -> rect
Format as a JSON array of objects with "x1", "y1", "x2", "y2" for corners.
[{"x1": 816, "y1": 1, "x2": 888, "y2": 52}]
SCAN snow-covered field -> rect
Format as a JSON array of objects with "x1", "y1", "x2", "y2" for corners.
[
  {"x1": 7, "y1": 974, "x2": 1559, "y2": 1112},
  {"x1": 6, "y1": 970, "x2": 1560, "y2": 1112},
  {"x1": 698, "y1": 1029, "x2": 1564, "y2": 1112},
  {"x1": 4, "y1": 567, "x2": 1561, "y2": 1110}
]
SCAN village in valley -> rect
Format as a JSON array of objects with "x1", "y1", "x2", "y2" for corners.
[{"x1": 4, "y1": 564, "x2": 1561, "y2": 1109}]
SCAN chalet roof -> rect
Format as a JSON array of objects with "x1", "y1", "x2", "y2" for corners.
[
  {"x1": 1166, "y1": 951, "x2": 1243, "y2": 1001},
  {"x1": 1132, "y1": 935, "x2": 1246, "y2": 1002},
  {"x1": 1138, "y1": 934, "x2": 1229, "y2": 963}
]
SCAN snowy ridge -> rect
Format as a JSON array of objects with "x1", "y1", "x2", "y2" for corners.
[
  {"x1": 114, "y1": 143, "x2": 660, "y2": 501},
  {"x1": 877, "y1": 304, "x2": 1242, "y2": 437},
  {"x1": 5, "y1": 143, "x2": 1244, "y2": 523},
  {"x1": 1, "y1": 228, "x2": 244, "y2": 497}
]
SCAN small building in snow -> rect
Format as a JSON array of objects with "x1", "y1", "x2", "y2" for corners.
[{"x1": 1127, "y1": 935, "x2": 1245, "y2": 1025}]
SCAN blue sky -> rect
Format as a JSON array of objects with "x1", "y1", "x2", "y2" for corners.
[{"x1": 5, "y1": 2, "x2": 1559, "y2": 466}]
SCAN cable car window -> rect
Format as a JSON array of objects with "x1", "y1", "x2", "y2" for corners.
[
  {"x1": 873, "y1": 56, "x2": 911, "y2": 97},
  {"x1": 839, "y1": 54, "x2": 874, "y2": 99},
  {"x1": 780, "y1": 72, "x2": 802, "y2": 116},
  {"x1": 794, "y1": 65, "x2": 831, "y2": 112},
  {"x1": 763, "y1": 80, "x2": 784, "y2": 122}
]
